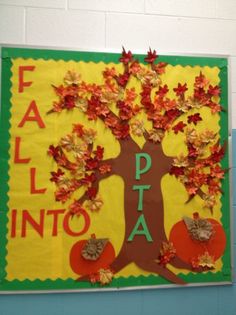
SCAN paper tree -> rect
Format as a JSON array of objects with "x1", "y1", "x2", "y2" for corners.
[{"x1": 48, "y1": 49, "x2": 226, "y2": 285}]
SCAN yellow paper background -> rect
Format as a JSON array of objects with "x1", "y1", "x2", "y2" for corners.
[{"x1": 7, "y1": 58, "x2": 222, "y2": 281}]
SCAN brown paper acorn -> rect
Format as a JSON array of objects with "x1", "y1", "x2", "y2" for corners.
[
  {"x1": 183, "y1": 215, "x2": 213, "y2": 242},
  {"x1": 81, "y1": 238, "x2": 109, "y2": 261}
]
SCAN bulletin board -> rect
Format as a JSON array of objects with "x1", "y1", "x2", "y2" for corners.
[{"x1": 0, "y1": 46, "x2": 232, "y2": 292}]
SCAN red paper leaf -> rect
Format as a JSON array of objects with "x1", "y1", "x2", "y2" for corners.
[
  {"x1": 195, "y1": 72, "x2": 209, "y2": 88},
  {"x1": 119, "y1": 47, "x2": 133, "y2": 64},
  {"x1": 69, "y1": 200, "x2": 86, "y2": 216},
  {"x1": 153, "y1": 62, "x2": 167, "y2": 74},
  {"x1": 210, "y1": 144, "x2": 225, "y2": 163},
  {"x1": 208, "y1": 179, "x2": 221, "y2": 195},
  {"x1": 187, "y1": 113, "x2": 202, "y2": 125},
  {"x1": 156, "y1": 84, "x2": 169, "y2": 97},
  {"x1": 173, "y1": 83, "x2": 188, "y2": 96},
  {"x1": 86, "y1": 187, "x2": 98, "y2": 200},
  {"x1": 86, "y1": 158, "x2": 99, "y2": 171},
  {"x1": 172, "y1": 121, "x2": 187, "y2": 134},
  {"x1": 64, "y1": 95, "x2": 76, "y2": 109},
  {"x1": 94, "y1": 146, "x2": 104, "y2": 161},
  {"x1": 48, "y1": 145, "x2": 60, "y2": 158},
  {"x1": 187, "y1": 143, "x2": 198, "y2": 158},
  {"x1": 194, "y1": 87, "x2": 207, "y2": 102},
  {"x1": 50, "y1": 168, "x2": 64, "y2": 183},
  {"x1": 166, "y1": 109, "x2": 180, "y2": 121},
  {"x1": 144, "y1": 48, "x2": 158, "y2": 64},
  {"x1": 73, "y1": 123, "x2": 84, "y2": 137},
  {"x1": 81, "y1": 173, "x2": 97, "y2": 185},
  {"x1": 208, "y1": 85, "x2": 221, "y2": 96},
  {"x1": 117, "y1": 100, "x2": 133, "y2": 120},
  {"x1": 99, "y1": 164, "x2": 112, "y2": 174},
  {"x1": 116, "y1": 73, "x2": 130, "y2": 87},
  {"x1": 112, "y1": 123, "x2": 130, "y2": 139},
  {"x1": 210, "y1": 165, "x2": 225, "y2": 179},
  {"x1": 169, "y1": 166, "x2": 185, "y2": 177},
  {"x1": 104, "y1": 114, "x2": 119, "y2": 128},
  {"x1": 55, "y1": 187, "x2": 71, "y2": 203}
]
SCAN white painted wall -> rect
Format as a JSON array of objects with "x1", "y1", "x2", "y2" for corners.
[{"x1": 0, "y1": 0, "x2": 235, "y2": 128}]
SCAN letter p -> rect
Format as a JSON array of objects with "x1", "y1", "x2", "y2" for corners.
[{"x1": 135, "y1": 153, "x2": 152, "y2": 180}]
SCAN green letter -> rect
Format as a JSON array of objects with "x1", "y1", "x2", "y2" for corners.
[
  {"x1": 135, "y1": 153, "x2": 152, "y2": 180},
  {"x1": 133, "y1": 185, "x2": 151, "y2": 211},
  {"x1": 127, "y1": 214, "x2": 153, "y2": 242}
]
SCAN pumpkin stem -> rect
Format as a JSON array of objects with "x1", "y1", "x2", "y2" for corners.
[{"x1": 193, "y1": 212, "x2": 199, "y2": 219}]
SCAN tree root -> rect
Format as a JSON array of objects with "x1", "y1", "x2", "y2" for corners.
[
  {"x1": 171, "y1": 256, "x2": 193, "y2": 270},
  {"x1": 109, "y1": 248, "x2": 132, "y2": 274},
  {"x1": 136, "y1": 260, "x2": 186, "y2": 285},
  {"x1": 76, "y1": 254, "x2": 187, "y2": 285}
]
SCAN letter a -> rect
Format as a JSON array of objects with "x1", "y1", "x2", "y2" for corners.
[
  {"x1": 18, "y1": 100, "x2": 45, "y2": 128},
  {"x1": 127, "y1": 214, "x2": 153, "y2": 242}
]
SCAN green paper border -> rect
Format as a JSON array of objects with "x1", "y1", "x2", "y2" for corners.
[
  {"x1": 0, "y1": 46, "x2": 231, "y2": 292},
  {"x1": 0, "y1": 49, "x2": 11, "y2": 287}
]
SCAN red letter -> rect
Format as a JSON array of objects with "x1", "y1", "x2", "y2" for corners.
[
  {"x1": 11, "y1": 209, "x2": 17, "y2": 238},
  {"x1": 14, "y1": 137, "x2": 31, "y2": 163},
  {"x1": 21, "y1": 209, "x2": 45, "y2": 237},
  {"x1": 18, "y1": 65, "x2": 35, "y2": 93},
  {"x1": 30, "y1": 167, "x2": 47, "y2": 194},
  {"x1": 18, "y1": 100, "x2": 45, "y2": 128},
  {"x1": 63, "y1": 210, "x2": 90, "y2": 237},
  {"x1": 47, "y1": 209, "x2": 65, "y2": 236}
]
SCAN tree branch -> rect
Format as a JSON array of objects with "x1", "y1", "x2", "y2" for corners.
[
  {"x1": 77, "y1": 158, "x2": 117, "y2": 205},
  {"x1": 143, "y1": 129, "x2": 150, "y2": 142},
  {"x1": 185, "y1": 188, "x2": 205, "y2": 204}
]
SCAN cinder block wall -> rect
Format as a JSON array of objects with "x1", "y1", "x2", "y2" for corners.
[{"x1": 0, "y1": 1, "x2": 236, "y2": 314}]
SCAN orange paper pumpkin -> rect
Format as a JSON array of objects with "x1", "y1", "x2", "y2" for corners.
[
  {"x1": 169, "y1": 218, "x2": 226, "y2": 263},
  {"x1": 70, "y1": 239, "x2": 115, "y2": 276}
]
